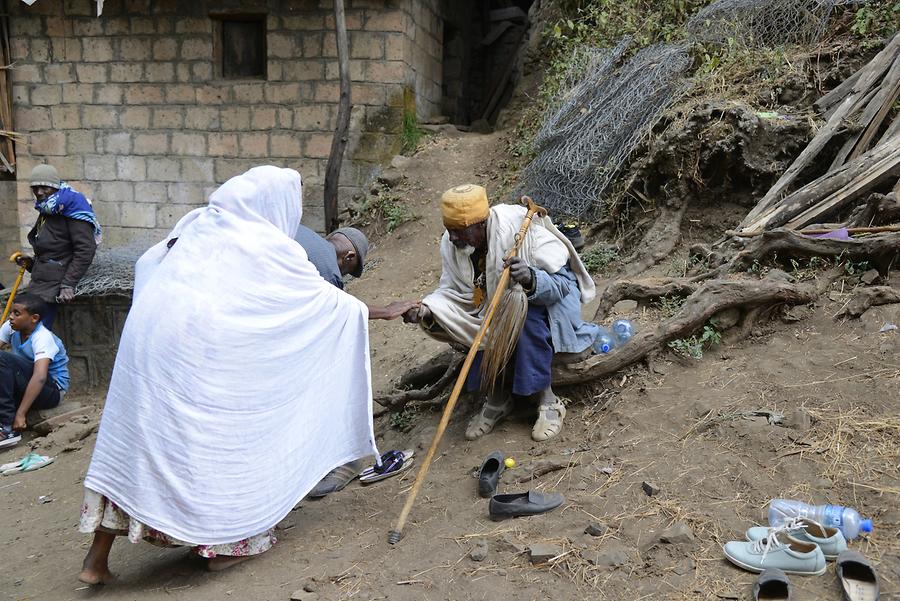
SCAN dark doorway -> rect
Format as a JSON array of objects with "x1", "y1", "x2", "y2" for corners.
[{"x1": 441, "y1": 0, "x2": 534, "y2": 127}]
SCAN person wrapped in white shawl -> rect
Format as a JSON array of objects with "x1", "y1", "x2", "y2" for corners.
[
  {"x1": 403, "y1": 184, "x2": 601, "y2": 442},
  {"x1": 78, "y1": 166, "x2": 377, "y2": 583}
]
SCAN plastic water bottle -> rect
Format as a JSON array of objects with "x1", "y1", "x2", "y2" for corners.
[
  {"x1": 612, "y1": 319, "x2": 634, "y2": 344},
  {"x1": 594, "y1": 327, "x2": 616, "y2": 354},
  {"x1": 768, "y1": 499, "x2": 873, "y2": 540}
]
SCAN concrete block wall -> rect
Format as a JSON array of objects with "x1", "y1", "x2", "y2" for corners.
[{"x1": 6, "y1": 0, "x2": 445, "y2": 249}]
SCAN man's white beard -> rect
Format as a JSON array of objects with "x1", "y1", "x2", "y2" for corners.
[{"x1": 457, "y1": 244, "x2": 476, "y2": 257}]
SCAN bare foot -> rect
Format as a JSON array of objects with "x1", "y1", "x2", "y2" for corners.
[
  {"x1": 206, "y1": 555, "x2": 253, "y2": 572},
  {"x1": 80, "y1": 531, "x2": 117, "y2": 585},
  {"x1": 78, "y1": 567, "x2": 117, "y2": 585}
]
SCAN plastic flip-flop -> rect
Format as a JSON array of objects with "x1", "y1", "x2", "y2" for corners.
[
  {"x1": 359, "y1": 449, "x2": 414, "y2": 478},
  {"x1": 360, "y1": 449, "x2": 414, "y2": 484},
  {"x1": 1, "y1": 453, "x2": 54, "y2": 475}
]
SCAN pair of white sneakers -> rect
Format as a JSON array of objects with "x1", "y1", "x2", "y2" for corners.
[{"x1": 724, "y1": 517, "x2": 848, "y2": 576}]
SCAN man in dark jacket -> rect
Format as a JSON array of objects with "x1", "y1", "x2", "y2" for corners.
[{"x1": 17, "y1": 164, "x2": 100, "y2": 329}]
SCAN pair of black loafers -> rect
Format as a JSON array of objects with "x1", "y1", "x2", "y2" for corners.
[{"x1": 478, "y1": 450, "x2": 564, "y2": 521}]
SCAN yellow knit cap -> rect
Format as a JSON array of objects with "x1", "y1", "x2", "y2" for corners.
[{"x1": 441, "y1": 184, "x2": 489, "y2": 229}]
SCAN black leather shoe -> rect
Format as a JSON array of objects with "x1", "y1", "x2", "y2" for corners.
[
  {"x1": 477, "y1": 451, "x2": 505, "y2": 498},
  {"x1": 489, "y1": 490, "x2": 564, "y2": 521}
]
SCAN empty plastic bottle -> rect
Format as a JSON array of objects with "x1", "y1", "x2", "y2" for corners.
[
  {"x1": 594, "y1": 327, "x2": 616, "y2": 354},
  {"x1": 612, "y1": 319, "x2": 635, "y2": 344},
  {"x1": 768, "y1": 499, "x2": 873, "y2": 540}
]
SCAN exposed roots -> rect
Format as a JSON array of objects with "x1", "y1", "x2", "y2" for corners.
[
  {"x1": 553, "y1": 277, "x2": 817, "y2": 386},
  {"x1": 835, "y1": 285, "x2": 900, "y2": 319},
  {"x1": 376, "y1": 351, "x2": 464, "y2": 409},
  {"x1": 593, "y1": 278, "x2": 698, "y2": 321},
  {"x1": 726, "y1": 229, "x2": 900, "y2": 274},
  {"x1": 619, "y1": 203, "x2": 688, "y2": 279}
]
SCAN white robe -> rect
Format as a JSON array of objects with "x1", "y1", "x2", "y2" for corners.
[
  {"x1": 84, "y1": 166, "x2": 377, "y2": 545},
  {"x1": 422, "y1": 203, "x2": 595, "y2": 346}
]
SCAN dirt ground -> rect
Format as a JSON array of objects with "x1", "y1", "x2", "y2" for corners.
[{"x1": 2, "y1": 130, "x2": 899, "y2": 601}]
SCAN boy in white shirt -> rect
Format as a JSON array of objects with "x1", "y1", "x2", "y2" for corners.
[{"x1": 0, "y1": 293, "x2": 70, "y2": 448}]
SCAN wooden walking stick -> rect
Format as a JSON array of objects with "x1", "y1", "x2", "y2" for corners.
[
  {"x1": 388, "y1": 196, "x2": 547, "y2": 544},
  {"x1": 1, "y1": 252, "x2": 27, "y2": 323}
]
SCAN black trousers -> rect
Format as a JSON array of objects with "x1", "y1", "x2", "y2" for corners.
[{"x1": 0, "y1": 351, "x2": 60, "y2": 427}]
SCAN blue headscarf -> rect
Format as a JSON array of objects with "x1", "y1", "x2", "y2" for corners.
[{"x1": 34, "y1": 182, "x2": 102, "y2": 245}]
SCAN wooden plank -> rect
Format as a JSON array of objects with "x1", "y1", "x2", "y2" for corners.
[
  {"x1": 830, "y1": 54, "x2": 900, "y2": 168},
  {"x1": 784, "y1": 154, "x2": 900, "y2": 230},
  {"x1": 815, "y1": 69, "x2": 862, "y2": 111},
  {"x1": 480, "y1": 27, "x2": 527, "y2": 123},
  {"x1": 742, "y1": 136, "x2": 900, "y2": 232},
  {"x1": 740, "y1": 33, "x2": 900, "y2": 229}
]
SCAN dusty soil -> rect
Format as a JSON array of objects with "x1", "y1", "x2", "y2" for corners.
[{"x1": 2, "y1": 130, "x2": 899, "y2": 601}]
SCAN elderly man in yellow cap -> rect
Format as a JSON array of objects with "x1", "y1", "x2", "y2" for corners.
[{"x1": 404, "y1": 184, "x2": 600, "y2": 442}]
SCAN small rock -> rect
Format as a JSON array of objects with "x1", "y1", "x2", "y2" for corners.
[
  {"x1": 785, "y1": 408, "x2": 812, "y2": 432},
  {"x1": 584, "y1": 522, "x2": 607, "y2": 537},
  {"x1": 641, "y1": 481, "x2": 661, "y2": 497},
  {"x1": 390, "y1": 155, "x2": 411, "y2": 169},
  {"x1": 612, "y1": 299, "x2": 638, "y2": 314},
  {"x1": 880, "y1": 323, "x2": 898, "y2": 333},
  {"x1": 290, "y1": 590, "x2": 319, "y2": 601},
  {"x1": 469, "y1": 539, "x2": 488, "y2": 562},
  {"x1": 302, "y1": 581, "x2": 318, "y2": 593},
  {"x1": 528, "y1": 543, "x2": 563, "y2": 564},
  {"x1": 376, "y1": 169, "x2": 403, "y2": 188},
  {"x1": 860, "y1": 269, "x2": 881, "y2": 285},
  {"x1": 587, "y1": 544, "x2": 630, "y2": 569},
  {"x1": 659, "y1": 522, "x2": 695, "y2": 545},
  {"x1": 598, "y1": 465, "x2": 615, "y2": 475},
  {"x1": 673, "y1": 558, "x2": 696, "y2": 575}
]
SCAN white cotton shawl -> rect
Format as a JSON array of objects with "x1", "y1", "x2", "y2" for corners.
[
  {"x1": 422, "y1": 203, "x2": 595, "y2": 346},
  {"x1": 84, "y1": 166, "x2": 377, "y2": 545}
]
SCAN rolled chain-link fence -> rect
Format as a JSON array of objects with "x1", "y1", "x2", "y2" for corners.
[
  {"x1": 686, "y1": 0, "x2": 840, "y2": 48},
  {"x1": 516, "y1": 41, "x2": 692, "y2": 221},
  {"x1": 516, "y1": 0, "x2": 842, "y2": 221}
]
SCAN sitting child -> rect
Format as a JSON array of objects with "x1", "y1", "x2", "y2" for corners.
[{"x1": 0, "y1": 293, "x2": 69, "y2": 448}]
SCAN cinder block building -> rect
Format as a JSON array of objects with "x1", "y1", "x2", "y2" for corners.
[{"x1": 0, "y1": 0, "x2": 533, "y2": 382}]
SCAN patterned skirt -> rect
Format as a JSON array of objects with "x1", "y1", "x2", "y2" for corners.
[{"x1": 79, "y1": 488, "x2": 276, "y2": 558}]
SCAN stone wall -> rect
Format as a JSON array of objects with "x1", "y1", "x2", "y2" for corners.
[{"x1": 6, "y1": 0, "x2": 444, "y2": 250}]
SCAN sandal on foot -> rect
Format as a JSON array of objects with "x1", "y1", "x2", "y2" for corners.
[
  {"x1": 465, "y1": 395, "x2": 513, "y2": 441},
  {"x1": 532, "y1": 398, "x2": 566, "y2": 442}
]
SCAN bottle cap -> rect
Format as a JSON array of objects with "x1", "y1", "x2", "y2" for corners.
[
  {"x1": 601, "y1": 343, "x2": 611, "y2": 353},
  {"x1": 860, "y1": 519, "x2": 873, "y2": 533}
]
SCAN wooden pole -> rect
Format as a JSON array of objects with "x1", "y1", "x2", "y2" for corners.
[
  {"x1": 323, "y1": 0, "x2": 351, "y2": 234},
  {"x1": 1, "y1": 252, "x2": 26, "y2": 323},
  {"x1": 388, "y1": 197, "x2": 547, "y2": 545}
]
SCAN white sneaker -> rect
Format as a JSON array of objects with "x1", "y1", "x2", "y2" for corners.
[
  {"x1": 746, "y1": 518, "x2": 848, "y2": 560},
  {"x1": 724, "y1": 530, "x2": 826, "y2": 575}
]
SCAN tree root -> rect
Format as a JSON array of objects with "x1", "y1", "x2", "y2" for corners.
[
  {"x1": 593, "y1": 278, "x2": 698, "y2": 321},
  {"x1": 620, "y1": 203, "x2": 688, "y2": 279},
  {"x1": 834, "y1": 285, "x2": 900, "y2": 319},
  {"x1": 375, "y1": 352, "x2": 464, "y2": 409},
  {"x1": 553, "y1": 277, "x2": 817, "y2": 386},
  {"x1": 727, "y1": 229, "x2": 900, "y2": 274}
]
